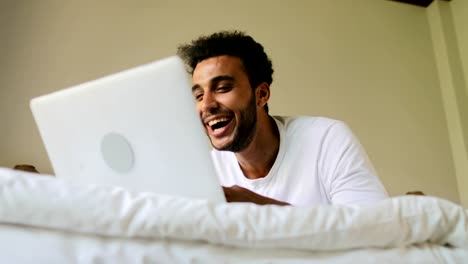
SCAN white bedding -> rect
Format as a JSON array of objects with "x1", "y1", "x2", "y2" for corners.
[
  {"x1": 1, "y1": 224, "x2": 466, "y2": 264},
  {"x1": 0, "y1": 167, "x2": 467, "y2": 263}
]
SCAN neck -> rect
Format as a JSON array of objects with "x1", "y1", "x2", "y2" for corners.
[{"x1": 235, "y1": 114, "x2": 280, "y2": 179}]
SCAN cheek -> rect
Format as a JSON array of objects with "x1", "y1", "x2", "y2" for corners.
[
  {"x1": 218, "y1": 92, "x2": 245, "y2": 108},
  {"x1": 195, "y1": 103, "x2": 205, "y2": 118}
]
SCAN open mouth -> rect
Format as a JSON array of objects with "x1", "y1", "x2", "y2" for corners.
[{"x1": 207, "y1": 116, "x2": 233, "y2": 136}]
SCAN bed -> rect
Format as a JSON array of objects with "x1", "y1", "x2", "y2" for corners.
[{"x1": 0, "y1": 167, "x2": 466, "y2": 263}]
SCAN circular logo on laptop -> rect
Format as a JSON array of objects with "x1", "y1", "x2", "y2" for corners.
[{"x1": 100, "y1": 132, "x2": 134, "y2": 173}]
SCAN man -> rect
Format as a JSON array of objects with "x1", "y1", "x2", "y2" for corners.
[{"x1": 177, "y1": 31, "x2": 388, "y2": 206}]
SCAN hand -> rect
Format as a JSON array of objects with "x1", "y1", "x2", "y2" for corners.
[{"x1": 222, "y1": 185, "x2": 290, "y2": 206}]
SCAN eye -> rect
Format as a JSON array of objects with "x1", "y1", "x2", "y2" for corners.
[
  {"x1": 194, "y1": 92, "x2": 203, "y2": 101},
  {"x1": 216, "y1": 86, "x2": 232, "y2": 93}
]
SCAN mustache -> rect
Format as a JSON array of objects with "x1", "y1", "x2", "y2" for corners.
[{"x1": 201, "y1": 109, "x2": 233, "y2": 120}]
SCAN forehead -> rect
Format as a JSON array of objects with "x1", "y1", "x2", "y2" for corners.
[{"x1": 192, "y1": 55, "x2": 246, "y2": 84}]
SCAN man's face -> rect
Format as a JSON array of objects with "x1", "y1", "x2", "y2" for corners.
[{"x1": 192, "y1": 55, "x2": 258, "y2": 152}]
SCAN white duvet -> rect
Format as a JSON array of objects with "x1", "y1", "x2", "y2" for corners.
[{"x1": 0, "y1": 167, "x2": 467, "y2": 263}]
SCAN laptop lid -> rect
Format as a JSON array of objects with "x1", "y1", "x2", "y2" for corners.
[{"x1": 30, "y1": 56, "x2": 226, "y2": 203}]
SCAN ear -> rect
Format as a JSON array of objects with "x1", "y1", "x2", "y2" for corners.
[{"x1": 255, "y1": 82, "x2": 270, "y2": 108}]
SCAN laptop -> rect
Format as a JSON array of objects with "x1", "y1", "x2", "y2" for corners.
[{"x1": 30, "y1": 56, "x2": 226, "y2": 203}]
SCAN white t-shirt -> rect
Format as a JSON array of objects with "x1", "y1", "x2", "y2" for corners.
[{"x1": 211, "y1": 116, "x2": 388, "y2": 206}]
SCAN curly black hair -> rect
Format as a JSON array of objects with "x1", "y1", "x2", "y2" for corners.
[{"x1": 177, "y1": 30, "x2": 274, "y2": 113}]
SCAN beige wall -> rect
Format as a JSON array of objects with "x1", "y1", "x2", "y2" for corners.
[
  {"x1": 0, "y1": 0, "x2": 460, "y2": 203},
  {"x1": 451, "y1": 0, "x2": 468, "y2": 94},
  {"x1": 427, "y1": 0, "x2": 468, "y2": 206}
]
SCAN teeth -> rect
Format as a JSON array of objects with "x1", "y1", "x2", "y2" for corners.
[{"x1": 208, "y1": 117, "x2": 229, "y2": 127}]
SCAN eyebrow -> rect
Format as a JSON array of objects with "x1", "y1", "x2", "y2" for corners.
[{"x1": 192, "y1": 75, "x2": 235, "y2": 92}]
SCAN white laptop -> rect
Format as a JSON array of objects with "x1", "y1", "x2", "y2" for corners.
[{"x1": 30, "y1": 56, "x2": 226, "y2": 203}]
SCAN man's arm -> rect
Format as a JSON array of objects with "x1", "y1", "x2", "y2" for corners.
[
  {"x1": 223, "y1": 185, "x2": 290, "y2": 206},
  {"x1": 321, "y1": 122, "x2": 388, "y2": 204}
]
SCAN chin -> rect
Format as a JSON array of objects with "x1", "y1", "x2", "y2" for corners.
[
  {"x1": 210, "y1": 137, "x2": 235, "y2": 151},
  {"x1": 211, "y1": 141, "x2": 231, "y2": 151}
]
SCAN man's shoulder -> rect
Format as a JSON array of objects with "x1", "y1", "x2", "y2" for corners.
[
  {"x1": 273, "y1": 115, "x2": 355, "y2": 145},
  {"x1": 273, "y1": 115, "x2": 345, "y2": 130}
]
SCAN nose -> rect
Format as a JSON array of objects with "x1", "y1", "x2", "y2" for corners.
[{"x1": 199, "y1": 91, "x2": 218, "y2": 114}]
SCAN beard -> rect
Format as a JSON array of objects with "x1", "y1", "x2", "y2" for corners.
[{"x1": 210, "y1": 94, "x2": 257, "y2": 152}]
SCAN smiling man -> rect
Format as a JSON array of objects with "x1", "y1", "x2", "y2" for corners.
[{"x1": 177, "y1": 31, "x2": 388, "y2": 206}]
